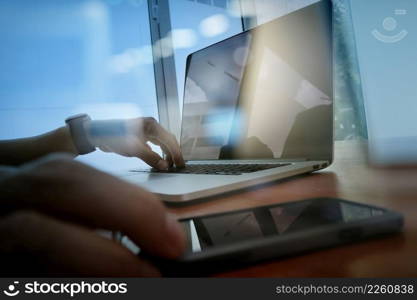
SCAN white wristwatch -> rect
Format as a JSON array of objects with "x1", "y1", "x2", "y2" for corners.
[{"x1": 65, "y1": 114, "x2": 96, "y2": 155}]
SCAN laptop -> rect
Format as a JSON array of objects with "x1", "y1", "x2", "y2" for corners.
[
  {"x1": 350, "y1": 0, "x2": 417, "y2": 166},
  {"x1": 121, "y1": 0, "x2": 334, "y2": 203}
]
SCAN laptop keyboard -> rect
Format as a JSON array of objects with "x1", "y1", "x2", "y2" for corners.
[{"x1": 130, "y1": 163, "x2": 290, "y2": 175}]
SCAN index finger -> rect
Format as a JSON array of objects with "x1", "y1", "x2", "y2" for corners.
[{"x1": 142, "y1": 118, "x2": 185, "y2": 168}]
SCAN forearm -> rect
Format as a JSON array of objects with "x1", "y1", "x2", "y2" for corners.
[{"x1": 0, "y1": 126, "x2": 78, "y2": 166}]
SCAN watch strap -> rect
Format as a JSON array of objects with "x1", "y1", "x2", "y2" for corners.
[{"x1": 65, "y1": 114, "x2": 96, "y2": 155}]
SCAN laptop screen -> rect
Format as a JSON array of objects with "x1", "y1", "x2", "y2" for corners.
[{"x1": 180, "y1": 0, "x2": 333, "y2": 161}]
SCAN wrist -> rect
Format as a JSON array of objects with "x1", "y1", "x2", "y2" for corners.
[
  {"x1": 54, "y1": 126, "x2": 79, "y2": 156},
  {"x1": 32, "y1": 126, "x2": 78, "y2": 157}
]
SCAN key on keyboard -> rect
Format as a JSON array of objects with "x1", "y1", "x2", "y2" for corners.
[{"x1": 130, "y1": 163, "x2": 290, "y2": 175}]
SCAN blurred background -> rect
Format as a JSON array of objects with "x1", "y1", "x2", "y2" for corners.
[{"x1": 0, "y1": 0, "x2": 366, "y2": 171}]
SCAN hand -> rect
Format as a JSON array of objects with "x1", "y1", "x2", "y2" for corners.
[
  {"x1": 0, "y1": 154, "x2": 186, "y2": 276},
  {"x1": 89, "y1": 117, "x2": 185, "y2": 170}
]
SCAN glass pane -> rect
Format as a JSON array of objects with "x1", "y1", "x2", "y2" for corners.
[
  {"x1": 0, "y1": 0, "x2": 158, "y2": 171},
  {"x1": 168, "y1": 0, "x2": 244, "y2": 113}
]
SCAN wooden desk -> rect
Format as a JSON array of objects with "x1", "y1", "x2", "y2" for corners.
[{"x1": 168, "y1": 141, "x2": 417, "y2": 277}]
